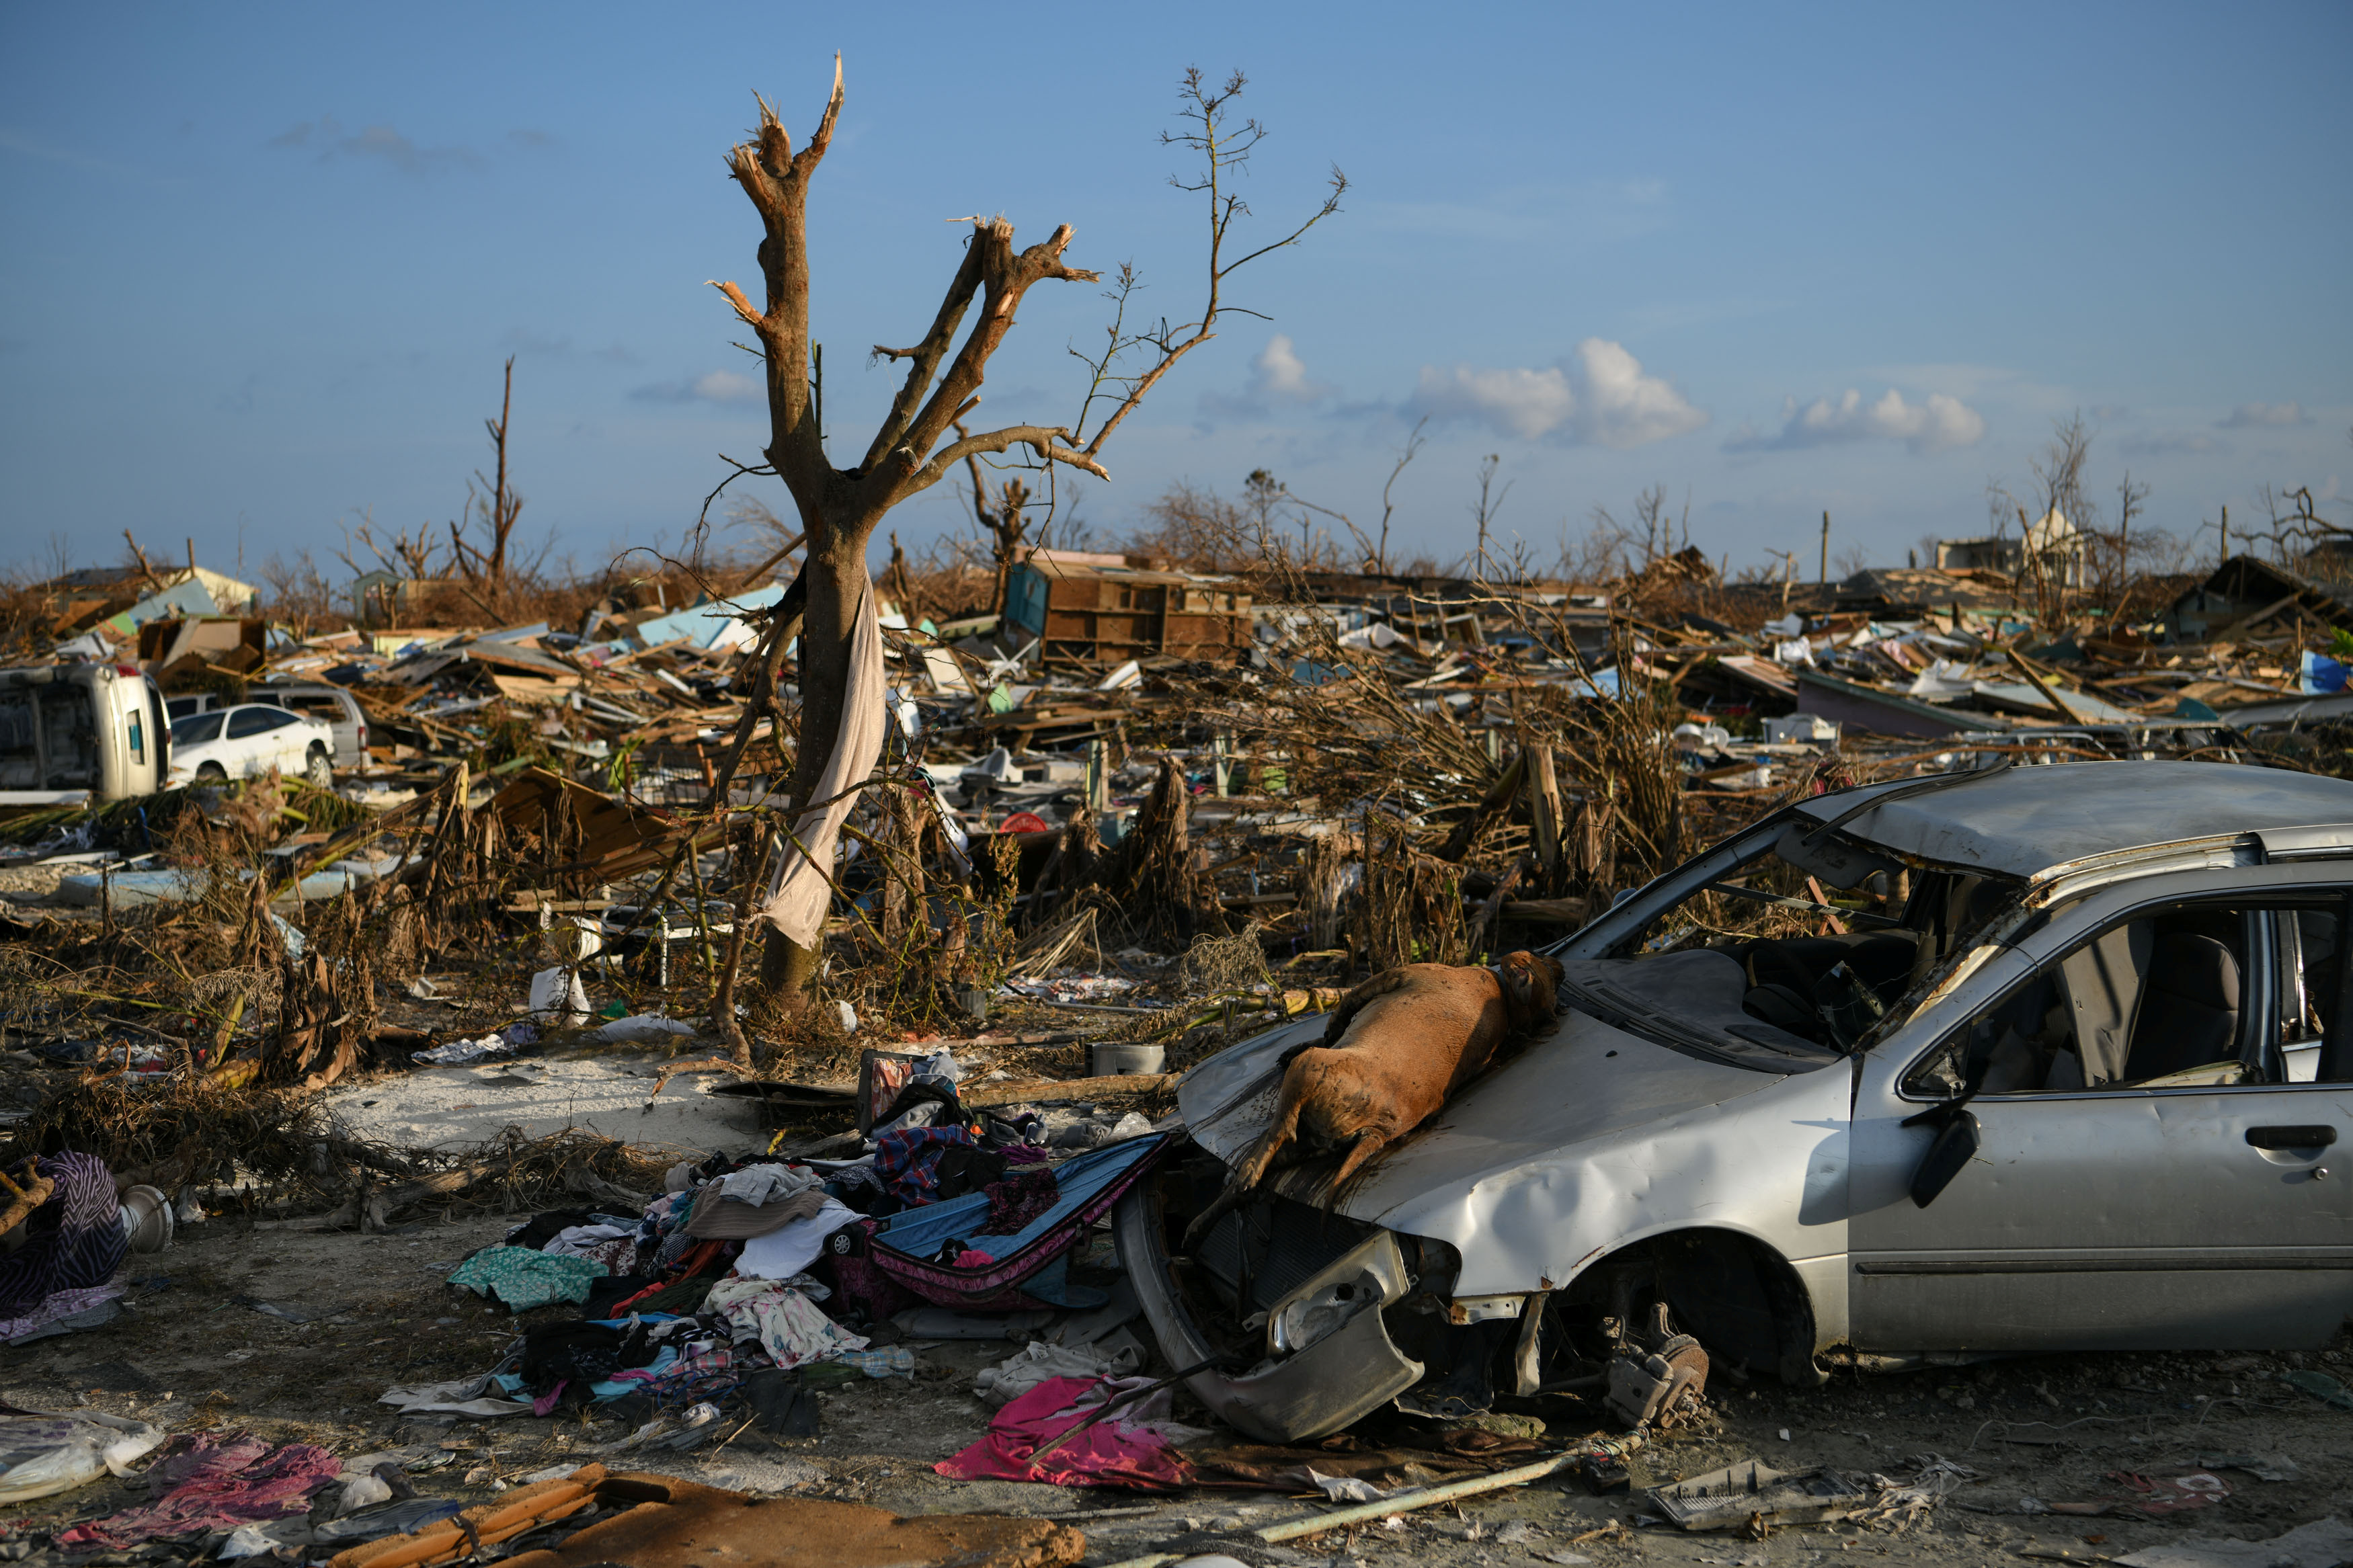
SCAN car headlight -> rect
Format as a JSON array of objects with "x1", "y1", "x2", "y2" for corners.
[{"x1": 1265, "y1": 1230, "x2": 1412, "y2": 1356}]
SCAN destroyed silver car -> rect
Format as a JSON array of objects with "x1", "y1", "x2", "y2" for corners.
[{"x1": 1118, "y1": 759, "x2": 2353, "y2": 1442}]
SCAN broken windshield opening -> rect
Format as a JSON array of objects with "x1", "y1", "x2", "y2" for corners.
[{"x1": 1570, "y1": 819, "x2": 2024, "y2": 1065}]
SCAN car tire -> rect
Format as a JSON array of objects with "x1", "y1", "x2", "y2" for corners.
[
  {"x1": 195, "y1": 762, "x2": 227, "y2": 782},
  {"x1": 305, "y1": 746, "x2": 333, "y2": 790}
]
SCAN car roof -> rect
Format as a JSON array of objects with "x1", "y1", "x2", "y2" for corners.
[{"x1": 1792, "y1": 760, "x2": 2353, "y2": 879}]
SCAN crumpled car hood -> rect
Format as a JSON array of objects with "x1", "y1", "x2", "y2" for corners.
[{"x1": 1178, "y1": 999, "x2": 1793, "y2": 1266}]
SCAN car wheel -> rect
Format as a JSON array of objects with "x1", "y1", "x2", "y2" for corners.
[
  {"x1": 195, "y1": 762, "x2": 227, "y2": 782},
  {"x1": 305, "y1": 746, "x2": 333, "y2": 789}
]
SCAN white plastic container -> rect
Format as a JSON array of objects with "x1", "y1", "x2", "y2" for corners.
[{"x1": 1089, "y1": 1042, "x2": 1166, "y2": 1077}]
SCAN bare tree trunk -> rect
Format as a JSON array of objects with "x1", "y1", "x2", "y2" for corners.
[
  {"x1": 758, "y1": 540, "x2": 864, "y2": 995},
  {"x1": 710, "y1": 819, "x2": 764, "y2": 1069},
  {"x1": 711, "y1": 59, "x2": 1342, "y2": 1001},
  {"x1": 449, "y1": 358, "x2": 524, "y2": 608}
]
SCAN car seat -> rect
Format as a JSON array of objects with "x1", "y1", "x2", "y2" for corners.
[
  {"x1": 2120, "y1": 932, "x2": 2241, "y2": 1082},
  {"x1": 1737, "y1": 931, "x2": 1924, "y2": 1046}
]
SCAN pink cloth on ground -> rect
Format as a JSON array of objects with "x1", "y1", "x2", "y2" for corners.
[
  {"x1": 934, "y1": 1374, "x2": 1193, "y2": 1491},
  {"x1": 55, "y1": 1432, "x2": 344, "y2": 1549}
]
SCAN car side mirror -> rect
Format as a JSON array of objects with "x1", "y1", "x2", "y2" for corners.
[{"x1": 1909, "y1": 1110, "x2": 1980, "y2": 1208}]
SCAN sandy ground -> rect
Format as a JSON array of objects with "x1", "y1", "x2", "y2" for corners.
[{"x1": 7, "y1": 1200, "x2": 2351, "y2": 1568}]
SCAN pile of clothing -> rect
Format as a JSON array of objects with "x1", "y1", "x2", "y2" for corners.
[
  {"x1": 436, "y1": 1155, "x2": 874, "y2": 1414},
  {"x1": 416, "y1": 1053, "x2": 1101, "y2": 1419},
  {"x1": 415, "y1": 1053, "x2": 1166, "y2": 1434}
]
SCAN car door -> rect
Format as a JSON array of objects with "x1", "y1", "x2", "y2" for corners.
[
  {"x1": 221, "y1": 706, "x2": 277, "y2": 776},
  {"x1": 272, "y1": 709, "x2": 310, "y2": 773},
  {"x1": 1848, "y1": 865, "x2": 2353, "y2": 1353},
  {"x1": 221, "y1": 705, "x2": 294, "y2": 780},
  {"x1": 169, "y1": 710, "x2": 223, "y2": 774}
]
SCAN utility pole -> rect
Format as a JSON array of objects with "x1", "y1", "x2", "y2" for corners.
[
  {"x1": 2219, "y1": 504, "x2": 2229, "y2": 569},
  {"x1": 1819, "y1": 511, "x2": 1830, "y2": 583}
]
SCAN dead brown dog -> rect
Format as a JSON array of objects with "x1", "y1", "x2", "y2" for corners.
[{"x1": 1181, "y1": 950, "x2": 1564, "y2": 1251}]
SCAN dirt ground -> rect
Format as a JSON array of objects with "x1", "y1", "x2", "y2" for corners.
[{"x1": 7, "y1": 1206, "x2": 2350, "y2": 1568}]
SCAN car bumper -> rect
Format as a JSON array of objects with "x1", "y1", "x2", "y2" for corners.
[{"x1": 1113, "y1": 1181, "x2": 1426, "y2": 1443}]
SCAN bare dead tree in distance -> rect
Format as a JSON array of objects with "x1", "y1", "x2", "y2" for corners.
[
  {"x1": 955, "y1": 421, "x2": 1034, "y2": 616},
  {"x1": 710, "y1": 58, "x2": 1345, "y2": 996},
  {"x1": 448, "y1": 357, "x2": 530, "y2": 604},
  {"x1": 1470, "y1": 452, "x2": 1511, "y2": 579},
  {"x1": 1371, "y1": 417, "x2": 1428, "y2": 574}
]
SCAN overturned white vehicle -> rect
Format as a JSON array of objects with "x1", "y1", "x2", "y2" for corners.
[{"x1": 1117, "y1": 760, "x2": 2353, "y2": 1441}]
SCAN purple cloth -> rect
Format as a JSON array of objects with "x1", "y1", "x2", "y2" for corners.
[
  {"x1": 145, "y1": 1432, "x2": 272, "y2": 1491},
  {"x1": 0, "y1": 1152, "x2": 124, "y2": 1318},
  {"x1": 0, "y1": 1280, "x2": 124, "y2": 1344},
  {"x1": 977, "y1": 1169, "x2": 1060, "y2": 1236},
  {"x1": 820, "y1": 1230, "x2": 918, "y2": 1321},
  {"x1": 873, "y1": 1124, "x2": 978, "y2": 1204},
  {"x1": 55, "y1": 1432, "x2": 342, "y2": 1549}
]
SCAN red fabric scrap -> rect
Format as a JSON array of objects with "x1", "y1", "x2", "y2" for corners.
[
  {"x1": 56, "y1": 1432, "x2": 344, "y2": 1549},
  {"x1": 2110, "y1": 1470, "x2": 2230, "y2": 1514},
  {"x1": 934, "y1": 1375, "x2": 1194, "y2": 1491}
]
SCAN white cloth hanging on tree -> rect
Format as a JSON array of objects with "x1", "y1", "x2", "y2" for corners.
[{"x1": 756, "y1": 572, "x2": 886, "y2": 947}]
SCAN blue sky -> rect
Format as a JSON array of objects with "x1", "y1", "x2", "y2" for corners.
[{"x1": 3, "y1": 2, "x2": 2348, "y2": 588}]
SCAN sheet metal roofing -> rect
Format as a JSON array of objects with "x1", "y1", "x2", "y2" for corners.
[{"x1": 1794, "y1": 759, "x2": 2353, "y2": 878}]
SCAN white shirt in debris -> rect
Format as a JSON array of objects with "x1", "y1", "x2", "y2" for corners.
[
  {"x1": 757, "y1": 572, "x2": 887, "y2": 947},
  {"x1": 705, "y1": 1276, "x2": 867, "y2": 1370},
  {"x1": 733, "y1": 1196, "x2": 863, "y2": 1281},
  {"x1": 707, "y1": 1165, "x2": 821, "y2": 1207}
]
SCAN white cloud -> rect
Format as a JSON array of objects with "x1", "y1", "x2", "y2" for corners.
[
  {"x1": 629, "y1": 370, "x2": 763, "y2": 405},
  {"x1": 1406, "y1": 339, "x2": 1706, "y2": 448},
  {"x1": 2218, "y1": 401, "x2": 2309, "y2": 429},
  {"x1": 1201, "y1": 333, "x2": 1333, "y2": 419},
  {"x1": 1575, "y1": 339, "x2": 1711, "y2": 448},
  {"x1": 1411, "y1": 364, "x2": 1576, "y2": 439},
  {"x1": 1251, "y1": 335, "x2": 1324, "y2": 402},
  {"x1": 1726, "y1": 387, "x2": 1985, "y2": 454}
]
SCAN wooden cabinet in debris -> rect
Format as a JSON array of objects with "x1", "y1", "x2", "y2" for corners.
[{"x1": 1004, "y1": 552, "x2": 1252, "y2": 666}]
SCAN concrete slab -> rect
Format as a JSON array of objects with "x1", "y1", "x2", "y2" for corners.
[{"x1": 326, "y1": 1053, "x2": 764, "y2": 1155}]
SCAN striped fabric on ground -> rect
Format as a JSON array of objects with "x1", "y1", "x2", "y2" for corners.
[{"x1": 0, "y1": 1151, "x2": 126, "y2": 1317}]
